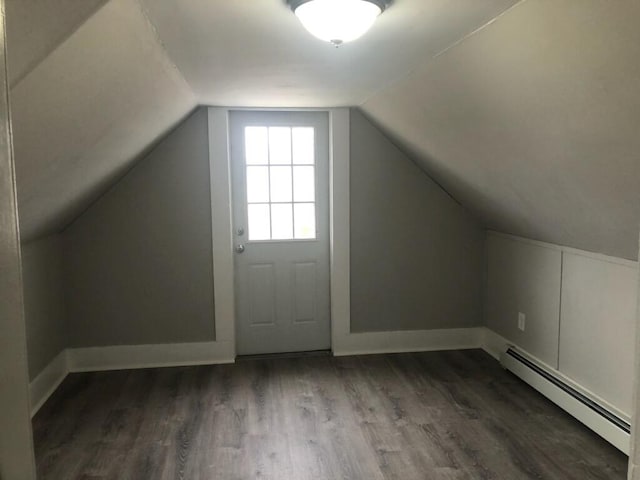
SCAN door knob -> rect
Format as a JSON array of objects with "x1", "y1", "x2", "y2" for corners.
[{"x1": 235, "y1": 244, "x2": 245, "y2": 254}]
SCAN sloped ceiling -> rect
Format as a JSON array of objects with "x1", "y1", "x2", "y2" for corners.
[
  {"x1": 8, "y1": 0, "x2": 640, "y2": 259},
  {"x1": 362, "y1": 0, "x2": 640, "y2": 259},
  {"x1": 8, "y1": 0, "x2": 197, "y2": 241},
  {"x1": 6, "y1": 0, "x2": 108, "y2": 86}
]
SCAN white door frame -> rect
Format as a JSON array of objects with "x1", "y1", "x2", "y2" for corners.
[{"x1": 207, "y1": 107, "x2": 351, "y2": 359}]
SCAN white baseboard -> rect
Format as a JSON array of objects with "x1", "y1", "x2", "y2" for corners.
[
  {"x1": 30, "y1": 350, "x2": 68, "y2": 417},
  {"x1": 31, "y1": 329, "x2": 484, "y2": 413},
  {"x1": 332, "y1": 327, "x2": 484, "y2": 356},
  {"x1": 67, "y1": 340, "x2": 235, "y2": 373},
  {"x1": 479, "y1": 327, "x2": 511, "y2": 361},
  {"x1": 29, "y1": 340, "x2": 236, "y2": 415},
  {"x1": 480, "y1": 327, "x2": 631, "y2": 454}
]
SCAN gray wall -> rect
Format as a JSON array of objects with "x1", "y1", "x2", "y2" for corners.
[
  {"x1": 486, "y1": 232, "x2": 638, "y2": 415},
  {"x1": 64, "y1": 107, "x2": 215, "y2": 347},
  {"x1": 350, "y1": 109, "x2": 485, "y2": 332},
  {"x1": 61, "y1": 106, "x2": 486, "y2": 350},
  {"x1": 21, "y1": 234, "x2": 67, "y2": 379}
]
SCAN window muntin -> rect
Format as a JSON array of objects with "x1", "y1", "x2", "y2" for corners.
[{"x1": 245, "y1": 126, "x2": 317, "y2": 241}]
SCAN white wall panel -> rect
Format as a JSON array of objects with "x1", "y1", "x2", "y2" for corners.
[
  {"x1": 559, "y1": 252, "x2": 638, "y2": 416},
  {"x1": 486, "y1": 233, "x2": 562, "y2": 367},
  {"x1": 486, "y1": 232, "x2": 638, "y2": 415}
]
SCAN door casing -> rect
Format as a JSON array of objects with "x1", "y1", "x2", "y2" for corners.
[{"x1": 207, "y1": 107, "x2": 352, "y2": 359}]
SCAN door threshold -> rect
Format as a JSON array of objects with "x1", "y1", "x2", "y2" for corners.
[{"x1": 236, "y1": 350, "x2": 332, "y2": 362}]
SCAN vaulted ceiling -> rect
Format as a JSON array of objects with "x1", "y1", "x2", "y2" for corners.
[
  {"x1": 361, "y1": 0, "x2": 640, "y2": 260},
  {"x1": 7, "y1": 0, "x2": 640, "y2": 259}
]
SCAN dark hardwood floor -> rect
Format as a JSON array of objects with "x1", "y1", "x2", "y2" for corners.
[{"x1": 33, "y1": 349, "x2": 628, "y2": 479}]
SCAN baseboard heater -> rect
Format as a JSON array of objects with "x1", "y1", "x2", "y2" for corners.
[{"x1": 501, "y1": 347, "x2": 630, "y2": 454}]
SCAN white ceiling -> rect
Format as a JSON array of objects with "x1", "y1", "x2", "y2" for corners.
[
  {"x1": 138, "y1": 0, "x2": 518, "y2": 106},
  {"x1": 7, "y1": 0, "x2": 640, "y2": 259}
]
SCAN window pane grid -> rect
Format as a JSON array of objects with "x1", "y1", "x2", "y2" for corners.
[
  {"x1": 247, "y1": 201, "x2": 314, "y2": 205},
  {"x1": 245, "y1": 125, "x2": 317, "y2": 241}
]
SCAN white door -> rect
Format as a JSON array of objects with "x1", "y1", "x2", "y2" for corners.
[{"x1": 230, "y1": 111, "x2": 331, "y2": 355}]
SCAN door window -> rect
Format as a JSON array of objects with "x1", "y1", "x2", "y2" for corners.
[{"x1": 244, "y1": 126, "x2": 317, "y2": 241}]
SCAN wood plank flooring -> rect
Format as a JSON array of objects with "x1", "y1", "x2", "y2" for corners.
[{"x1": 33, "y1": 349, "x2": 628, "y2": 479}]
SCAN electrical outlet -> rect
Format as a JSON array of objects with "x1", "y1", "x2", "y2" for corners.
[{"x1": 518, "y1": 312, "x2": 526, "y2": 331}]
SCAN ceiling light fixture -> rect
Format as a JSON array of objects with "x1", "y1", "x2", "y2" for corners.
[{"x1": 288, "y1": 0, "x2": 390, "y2": 46}]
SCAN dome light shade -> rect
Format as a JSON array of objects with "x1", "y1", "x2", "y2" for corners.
[{"x1": 289, "y1": 0, "x2": 389, "y2": 46}]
